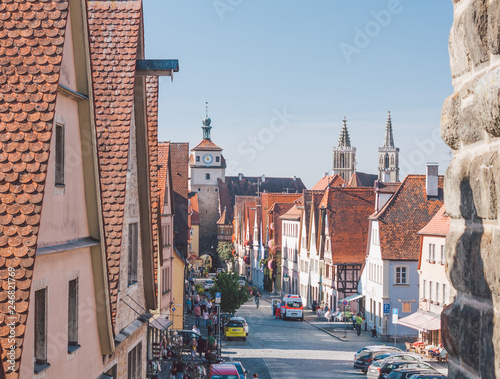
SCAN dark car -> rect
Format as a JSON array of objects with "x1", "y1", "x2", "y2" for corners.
[
  {"x1": 354, "y1": 345, "x2": 403, "y2": 360},
  {"x1": 387, "y1": 369, "x2": 442, "y2": 379},
  {"x1": 354, "y1": 350, "x2": 404, "y2": 373},
  {"x1": 408, "y1": 374, "x2": 447, "y2": 379},
  {"x1": 366, "y1": 353, "x2": 423, "y2": 379},
  {"x1": 382, "y1": 362, "x2": 436, "y2": 378}
]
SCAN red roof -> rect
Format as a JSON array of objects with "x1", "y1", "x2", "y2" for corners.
[
  {"x1": 191, "y1": 138, "x2": 222, "y2": 151},
  {"x1": 311, "y1": 174, "x2": 346, "y2": 190},
  {"x1": 418, "y1": 204, "x2": 449, "y2": 236},
  {"x1": 375, "y1": 175, "x2": 444, "y2": 260},
  {"x1": 321, "y1": 188, "x2": 375, "y2": 264},
  {"x1": 280, "y1": 204, "x2": 302, "y2": 221},
  {"x1": 188, "y1": 193, "x2": 199, "y2": 225},
  {"x1": 0, "y1": 0, "x2": 70, "y2": 374},
  {"x1": 88, "y1": 0, "x2": 142, "y2": 326},
  {"x1": 146, "y1": 76, "x2": 159, "y2": 299},
  {"x1": 170, "y1": 143, "x2": 189, "y2": 256},
  {"x1": 217, "y1": 208, "x2": 231, "y2": 225}
]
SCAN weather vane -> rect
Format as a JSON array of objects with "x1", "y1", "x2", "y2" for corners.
[{"x1": 205, "y1": 101, "x2": 209, "y2": 118}]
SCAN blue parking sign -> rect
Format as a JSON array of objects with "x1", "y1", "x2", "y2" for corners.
[{"x1": 384, "y1": 303, "x2": 390, "y2": 314}]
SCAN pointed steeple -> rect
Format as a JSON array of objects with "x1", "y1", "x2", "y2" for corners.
[
  {"x1": 338, "y1": 116, "x2": 351, "y2": 148},
  {"x1": 383, "y1": 110, "x2": 394, "y2": 147}
]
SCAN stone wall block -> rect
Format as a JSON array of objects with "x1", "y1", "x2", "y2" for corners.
[
  {"x1": 486, "y1": 228, "x2": 500, "y2": 301},
  {"x1": 459, "y1": 104, "x2": 484, "y2": 145},
  {"x1": 449, "y1": 0, "x2": 490, "y2": 80},
  {"x1": 444, "y1": 154, "x2": 472, "y2": 219},
  {"x1": 461, "y1": 303, "x2": 482, "y2": 372},
  {"x1": 488, "y1": 0, "x2": 500, "y2": 54},
  {"x1": 441, "y1": 301, "x2": 462, "y2": 357},
  {"x1": 440, "y1": 92, "x2": 461, "y2": 150},
  {"x1": 469, "y1": 151, "x2": 497, "y2": 219},
  {"x1": 475, "y1": 67, "x2": 500, "y2": 137}
]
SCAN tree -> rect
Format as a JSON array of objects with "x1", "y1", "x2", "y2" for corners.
[
  {"x1": 216, "y1": 242, "x2": 234, "y2": 262},
  {"x1": 209, "y1": 272, "x2": 249, "y2": 314}
]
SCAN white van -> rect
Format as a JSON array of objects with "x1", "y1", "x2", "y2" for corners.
[{"x1": 281, "y1": 294, "x2": 304, "y2": 321}]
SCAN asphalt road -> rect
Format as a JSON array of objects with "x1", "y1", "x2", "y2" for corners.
[{"x1": 220, "y1": 297, "x2": 374, "y2": 379}]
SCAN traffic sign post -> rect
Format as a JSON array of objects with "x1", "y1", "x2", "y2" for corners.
[
  {"x1": 216, "y1": 292, "x2": 221, "y2": 358},
  {"x1": 215, "y1": 292, "x2": 221, "y2": 304},
  {"x1": 384, "y1": 303, "x2": 390, "y2": 315},
  {"x1": 392, "y1": 308, "x2": 398, "y2": 346}
]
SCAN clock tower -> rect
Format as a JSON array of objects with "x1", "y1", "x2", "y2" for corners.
[{"x1": 189, "y1": 112, "x2": 226, "y2": 256}]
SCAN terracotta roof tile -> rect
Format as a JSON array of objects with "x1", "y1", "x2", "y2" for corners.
[
  {"x1": 188, "y1": 192, "x2": 199, "y2": 225},
  {"x1": 191, "y1": 138, "x2": 222, "y2": 151},
  {"x1": 322, "y1": 188, "x2": 375, "y2": 264},
  {"x1": 87, "y1": 0, "x2": 142, "y2": 326},
  {"x1": 0, "y1": 0, "x2": 69, "y2": 375},
  {"x1": 170, "y1": 143, "x2": 189, "y2": 256},
  {"x1": 375, "y1": 175, "x2": 444, "y2": 260},
  {"x1": 418, "y1": 204, "x2": 449, "y2": 236},
  {"x1": 311, "y1": 174, "x2": 346, "y2": 190},
  {"x1": 146, "y1": 76, "x2": 159, "y2": 299}
]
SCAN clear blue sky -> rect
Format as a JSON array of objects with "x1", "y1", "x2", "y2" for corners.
[{"x1": 144, "y1": 1, "x2": 454, "y2": 188}]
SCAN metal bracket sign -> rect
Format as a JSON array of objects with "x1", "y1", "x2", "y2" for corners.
[
  {"x1": 384, "y1": 303, "x2": 390, "y2": 314},
  {"x1": 392, "y1": 308, "x2": 398, "y2": 324},
  {"x1": 215, "y1": 292, "x2": 221, "y2": 304}
]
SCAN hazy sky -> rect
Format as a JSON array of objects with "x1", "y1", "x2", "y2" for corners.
[{"x1": 144, "y1": 1, "x2": 454, "y2": 188}]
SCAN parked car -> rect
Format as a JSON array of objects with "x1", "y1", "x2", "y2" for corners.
[
  {"x1": 209, "y1": 363, "x2": 240, "y2": 379},
  {"x1": 387, "y1": 369, "x2": 441, "y2": 379},
  {"x1": 224, "y1": 319, "x2": 246, "y2": 341},
  {"x1": 353, "y1": 348, "x2": 404, "y2": 373},
  {"x1": 408, "y1": 373, "x2": 447, "y2": 379},
  {"x1": 171, "y1": 329, "x2": 202, "y2": 351},
  {"x1": 381, "y1": 361, "x2": 437, "y2": 378},
  {"x1": 226, "y1": 361, "x2": 248, "y2": 379},
  {"x1": 366, "y1": 353, "x2": 424, "y2": 379},
  {"x1": 204, "y1": 279, "x2": 215, "y2": 289},
  {"x1": 354, "y1": 345, "x2": 403, "y2": 360},
  {"x1": 230, "y1": 316, "x2": 249, "y2": 335}
]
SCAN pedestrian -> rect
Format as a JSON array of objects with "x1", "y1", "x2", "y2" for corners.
[
  {"x1": 192, "y1": 324, "x2": 200, "y2": 334},
  {"x1": 202, "y1": 308, "x2": 209, "y2": 326},
  {"x1": 252, "y1": 373, "x2": 259, "y2": 378},
  {"x1": 186, "y1": 296, "x2": 192, "y2": 314},
  {"x1": 207, "y1": 313, "x2": 214, "y2": 335},
  {"x1": 197, "y1": 335, "x2": 207, "y2": 358},
  {"x1": 207, "y1": 332, "x2": 216, "y2": 351},
  {"x1": 275, "y1": 301, "x2": 281, "y2": 319},
  {"x1": 355, "y1": 313, "x2": 363, "y2": 336},
  {"x1": 193, "y1": 304, "x2": 201, "y2": 326},
  {"x1": 189, "y1": 337, "x2": 197, "y2": 359}
]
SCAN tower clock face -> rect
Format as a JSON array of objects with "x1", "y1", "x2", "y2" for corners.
[{"x1": 202, "y1": 154, "x2": 213, "y2": 164}]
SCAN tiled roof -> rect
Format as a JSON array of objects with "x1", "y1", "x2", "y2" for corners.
[
  {"x1": 158, "y1": 142, "x2": 170, "y2": 213},
  {"x1": 216, "y1": 208, "x2": 231, "y2": 225},
  {"x1": 170, "y1": 143, "x2": 189, "y2": 257},
  {"x1": 302, "y1": 190, "x2": 326, "y2": 247},
  {"x1": 347, "y1": 172, "x2": 378, "y2": 187},
  {"x1": 0, "y1": 0, "x2": 69, "y2": 375},
  {"x1": 375, "y1": 175, "x2": 444, "y2": 260},
  {"x1": 321, "y1": 188, "x2": 375, "y2": 264},
  {"x1": 311, "y1": 174, "x2": 346, "y2": 190},
  {"x1": 218, "y1": 176, "x2": 306, "y2": 220},
  {"x1": 146, "y1": 76, "x2": 159, "y2": 299},
  {"x1": 418, "y1": 204, "x2": 449, "y2": 236},
  {"x1": 191, "y1": 138, "x2": 222, "y2": 151},
  {"x1": 188, "y1": 192, "x2": 199, "y2": 225},
  {"x1": 280, "y1": 204, "x2": 301, "y2": 221},
  {"x1": 87, "y1": 0, "x2": 142, "y2": 327}
]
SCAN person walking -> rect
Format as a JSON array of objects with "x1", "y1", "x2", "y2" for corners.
[
  {"x1": 207, "y1": 313, "x2": 214, "y2": 336},
  {"x1": 193, "y1": 304, "x2": 201, "y2": 326},
  {"x1": 189, "y1": 337, "x2": 198, "y2": 359},
  {"x1": 275, "y1": 301, "x2": 281, "y2": 319},
  {"x1": 202, "y1": 308, "x2": 209, "y2": 326},
  {"x1": 197, "y1": 335, "x2": 207, "y2": 358},
  {"x1": 355, "y1": 313, "x2": 363, "y2": 336}
]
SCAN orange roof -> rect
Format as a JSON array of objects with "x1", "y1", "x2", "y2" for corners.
[
  {"x1": 188, "y1": 193, "x2": 199, "y2": 225},
  {"x1": 280, "y1": 204, "x2": 302, "y2": 221},
  {"x1": 418, "y1": 205, "x2": 449, "y2": 236},
  {"x1": 146, "y1": 76, "x2": 159, "y2": 299},
  {"x1": 0, "y1": 0, "x2": 70, "y2": 374},
  {"x1": 217, "y1": 208, "x2": 231, "y2": 225},
  {"x1": 269, "y1": 203, "x2": 295, "y2": 249},
  {"x1": 322, "y1": 188, "x2": 375, "y2": 264},
  {"x1": 311, "y1": 174, "x2": 346, "y2": 190},
  {"x1": 191, "y1": 138, "x2": 222, "y2": 151},
  {"x1": 88, "y1": 0, "x2": 142, "y2": 326},
  {"x1": 375, "y1": 175, "x2": 444, "y2": 260}
]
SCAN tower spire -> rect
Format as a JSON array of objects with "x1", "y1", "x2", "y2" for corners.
[
  {"x1": 383, "y1": 110, "x2": 394, "y2": 147},
  {"x1": 338, "y1": 116, "x2": 351, "y2": 148},
  {"x1": 202, "y1": 101, "x2": 212, "y2": 140}
]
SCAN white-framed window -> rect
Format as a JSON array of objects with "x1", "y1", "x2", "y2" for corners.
[
  {"x1": 422, "y1": 279, "x2": 426, "y2": 300},
  {"x1": 440, "y1": 245, "x2": 445, "y2": 265},
  {"x1": 436, "y1": 283, "x2": 439, "y2": 303},
  {"x1": 394, "y1": 266, "x2": 408, "y2": 285},
  {"x1": 443, "y1": 283, "x2": 447, "y2": 304},
  {"x1": 428, "y1": 243, "x2": 436, "y2": 263},
  {"x1": 429, "y1": 281, "x2": 433, "y2": 301}
]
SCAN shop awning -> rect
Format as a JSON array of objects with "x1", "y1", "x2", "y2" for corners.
[
  {"x1": 398, "y1": 310, "x2": 441, "y2": 331},
  {"x1": 339, "y1": 293, "x2": 364, "y2": 303},
  {"x1": 150, "y1": 317, "x2": 173, "y2": 332}
]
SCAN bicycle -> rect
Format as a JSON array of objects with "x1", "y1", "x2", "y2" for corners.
[{"x1": 255, "y1": 296, "x2": 260, "y2": 309}]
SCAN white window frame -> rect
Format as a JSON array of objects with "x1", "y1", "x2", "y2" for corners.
[{"x1": 394, "y1": 265, "x2": 408, "y2": 285}]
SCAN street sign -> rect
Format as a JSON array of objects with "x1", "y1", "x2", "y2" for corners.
[
  {"x1": 384, "y1": 303, "x2": 390, "y2": 314},
  {"x1": 392, "y1": 308, "x2": 398, "y2": 324},
  {"x1": 342, "y1": 300, "x2": 348, "y2": 306},
  {"x1": 172, "y1": 307, "x2": 175, "y2": 312},
  {"x1": 215, "y1": 292, "x2": 221, "y2": 304}
]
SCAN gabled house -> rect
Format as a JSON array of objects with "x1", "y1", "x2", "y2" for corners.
[
  {"x1": 398, "y1": 205, "x2": 456, "y2": 346},
  {"x1": 280, "y1": 204, "x2": 302, "y2": 295},
  {"x1": 318, "y1": 187, "x2": 375, "y2": 312},
  {"x1": 361, "y1": 167, "x2": 443, "y2": 341}
]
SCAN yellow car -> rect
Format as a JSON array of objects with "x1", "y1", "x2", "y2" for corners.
[{"x1": 224, "y1": 319, "x2": 246, "y2": 341}]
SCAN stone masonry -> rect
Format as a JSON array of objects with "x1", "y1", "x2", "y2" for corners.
[{"x1": 440, "y1": 0, "x2": 500, "y2": 377}]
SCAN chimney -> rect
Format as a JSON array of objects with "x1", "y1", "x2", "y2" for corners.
[
  {"x1": 260, "y1": 174, "x2": 265, "y2": 183},
  {"x1": 426, "y1": 163, "x2": 439, "y2": 198},
  {"x1": 323, "y1": 172, "x2": 328, "y2": 178},
  {"x1": 292, "y1": 176, "x2": 296, "y2": 182},
  {"x1": 238, "y1": 173, "x2": 243, "y2": 181}
]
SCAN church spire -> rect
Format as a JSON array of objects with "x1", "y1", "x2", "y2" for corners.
[
  {"x1": 202, "y1": 101, "x2": 212, "y2": 140},
  {"x1": 383, "y1": 110, "x2": 394, "y2": 147},
  {"x1": 338, "y1": 116, "x2": 351, "y2": 148}
]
